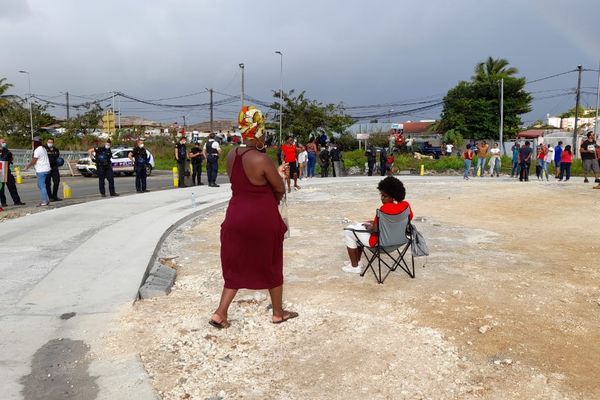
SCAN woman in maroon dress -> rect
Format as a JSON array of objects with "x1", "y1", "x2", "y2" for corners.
[{"x1": 210, "y1": 106, "x2": 298, "y2": 328}]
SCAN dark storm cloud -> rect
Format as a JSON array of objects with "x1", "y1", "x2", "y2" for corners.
[{"x1": 1, "y1": 0, "x2": 599, "y2": 123}]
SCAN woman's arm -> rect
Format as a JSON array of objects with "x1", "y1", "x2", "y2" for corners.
[{"x1": 263, "y1": 157, "x2": 286, "y2": 202}]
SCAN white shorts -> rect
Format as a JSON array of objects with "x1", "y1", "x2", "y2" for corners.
[{"x1": 344, "y1": 223, "x2": 371, "y2": 249}]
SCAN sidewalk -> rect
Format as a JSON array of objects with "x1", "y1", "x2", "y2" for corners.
[{"x1": 0, "y1": 185, "x2": 233, "y2": 400}]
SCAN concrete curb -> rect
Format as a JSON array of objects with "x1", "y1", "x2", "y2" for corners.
[{"x1": 137, "y1": 201, "x2": 229, "y2": 300}]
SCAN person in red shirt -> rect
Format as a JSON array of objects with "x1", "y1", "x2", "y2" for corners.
[
  {"x1": 463, "y1": 144, "x2": 474, "y2": 180},
  {"x1": 342, "y1": 176, "x2": 413, "y2": 273},
  {"x1": 558, "y1": 144, "x2": 573, "y2": 181},
  {"x1": 281, "y1": 135, "x2": 300, "y2": 192}
]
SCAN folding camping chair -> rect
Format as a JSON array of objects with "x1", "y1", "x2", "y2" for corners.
[{"x1": 347, "y1": 208, "x2": 415, "y2": 284}]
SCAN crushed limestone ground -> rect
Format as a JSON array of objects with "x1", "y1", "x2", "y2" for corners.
[{"x1": 115, "y1": 177, "x2": 600, "y2": 400}]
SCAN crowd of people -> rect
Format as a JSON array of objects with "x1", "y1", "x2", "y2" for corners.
[{"x1": 462, "y1": 132, "x2": 600, "y2": 188}]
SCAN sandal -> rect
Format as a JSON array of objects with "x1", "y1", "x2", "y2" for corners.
[
  {"x1": 294, "y1": 186, "x2": 301, "y2": 191},
  {"x1": 208, "y1": 318, "x2": 230, "y2": 329},
  {"x1": 272, "y1": 311, "x2": 299, "y2": 324}
]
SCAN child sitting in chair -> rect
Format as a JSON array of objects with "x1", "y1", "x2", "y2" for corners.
[{"x1": 342, "y1": 176, "x2": 413, "y2": 274}]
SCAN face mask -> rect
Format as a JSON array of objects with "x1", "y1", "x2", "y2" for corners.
[
  {"x1": 1, "y1": 143, "x2": 6, "y2": 149},
  {"x1": 139, "y1": 144, "x2": 144, "y2": 148},
  {"x1": 181, "y1": 141, "x2": 186, "y2": 145},
  {"x1": 105, "y1": 144, "x2": 111, "y2": 149},
  {"x1": 48, "y1": 143, "x2": 54, "y2": 148}
]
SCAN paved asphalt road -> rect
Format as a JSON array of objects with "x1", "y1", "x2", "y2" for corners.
[{"x1": 4, "y1": 170, "x2": 229, "y2": 206}]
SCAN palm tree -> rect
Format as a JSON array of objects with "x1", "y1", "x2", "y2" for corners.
[
  {"x1": 472, "y1": 57, "x2": 519, "y2": 82},
  {"x1": 0, "y1": 78, "x2": 16, "y2": 110}
]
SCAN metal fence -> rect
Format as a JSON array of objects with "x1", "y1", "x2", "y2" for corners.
[{"x1": 10, "y1": 149, "x2": 88, "y2": 175}]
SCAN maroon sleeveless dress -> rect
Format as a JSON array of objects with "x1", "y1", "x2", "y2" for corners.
[{"x1": 220, "y1": 148, "x2": 287, "y2": 289}]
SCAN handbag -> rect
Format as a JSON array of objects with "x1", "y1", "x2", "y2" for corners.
[
  {"x1": 279, "y1": 193, "x2": 290, "y2": 239},
  {"x1": 410, "y1": 224, "x2": 429, "y2": 257}
]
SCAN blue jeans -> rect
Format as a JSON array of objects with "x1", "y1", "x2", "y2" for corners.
[
  {"x1": 307, "y1": 152, "x2": 316, "y2": 177},
  {"x1": 476, "y1": 157, "x2": 487, "y2": 176},
  {"x1": 511, "y1": 160, "x2": 520, "y2": 177},
  {"x1": 541, "y1": 160, "x2": 549, "y2": 179},
  {"x1": 36, "y1": 171, "x2": 50, "y2": 203},
  {"x1": 463, "y1": 159, "x2": 472, "y2": 178}
]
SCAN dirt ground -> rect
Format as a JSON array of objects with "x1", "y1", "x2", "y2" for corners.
[{"x1": 115, "y1": 177, "x2": 600, "y2": 400}]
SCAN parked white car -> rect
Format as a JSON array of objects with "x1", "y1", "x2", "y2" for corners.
[{"x1": 77, "y1": 147, "x2": 155, "y2": 177}]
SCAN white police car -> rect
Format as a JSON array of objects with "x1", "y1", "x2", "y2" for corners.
[{"x1": 76, "y1": 147, "x2": 155, "y2": 177}]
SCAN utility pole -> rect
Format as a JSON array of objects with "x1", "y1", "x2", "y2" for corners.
[
  {"x1": 117, "y1": 95, "x2": 121, "y2": 130},
  {"x1": 499, "y1": 78, "x2": 504, "y2": 155},
  {"x1": 209, "y1": 88, "x2": 213, "y2": 135},
  {"x1": 275, "y1": 51, "x2": 283, "y2": 145},
  {"x1": 182, "y1": 115, "x2": 186, "y2": 129},
  {"x1": 239, "y1": 63, "x2": 245, "y2": 107},
  {"x1": 573, "y1": 65, "x2": 583, "y2": 157},
  {"x1": 594, "y1": 60, "x2": 600, "y2": 137},
  {"x1": 18, "y1": 70, "x2": 34, "y2": 141},
  {"x1": 65, "y1": 91, "x2": 70, "y2": 121}
]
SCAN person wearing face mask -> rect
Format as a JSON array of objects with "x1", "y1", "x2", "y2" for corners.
[
  {"x1": 0, "y1": 137, "x2": 25, "y2": 207},
  {"x1": 88, "y1": 139, "x2": 119, "y2": 197},
  {"x1": 128, "y1": 139, "x2": 150, "y2": 193},
  {"x1": 203, "y1": 132, "x2": 222, "y2": 187},
  {"x1": 175, "y1": 136, "x2": 188, "y2": 188},
  {"x1": 24, "y1": 137, "x2": 52, "y2": 206},
  {"x1": 44, "y1": 138, "x2": 62, "y2": 201}
]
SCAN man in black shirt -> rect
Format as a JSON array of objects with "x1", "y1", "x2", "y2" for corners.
[
  {"x1": 203, "y1": 133, "x2": 221, "y2": 187},
  {"x1": 518, "y1": 141, "x2": 533, "y2": 182},
  {"x1": 189, "y1": 141, "x2": 204, "y2": 186},
  {"x1": 580, "y1": 131, "x2": 600, "y2": 184},
  {"x1": 365, "y1": 144, "x2": 376, "y2": 176},
  {"x1": 175, "y1": 136, "x2": 188, "y2": 188},
  {"x1": 89, "y1": 139, "x2": 119, "y2": 197},
  {"x1": 0, "y1": 138, "x2": 25, "y2": 207},
  {"x1": 319, "y1": 147, "x2": 330, "y2": 177},
  {"x1": 128, "y1": 139, "x2": 150, "y2": 192},
  {"x1": 329, "y1": 143, "x2": 341, "y2": 177},
  {"x1": 379, "y1": 147, "x2": 387, "y2": 177},
  {"x1": 44, "y1": 138, "x2": 62, "y2": 201}
]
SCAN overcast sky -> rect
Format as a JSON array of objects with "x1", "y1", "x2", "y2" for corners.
[{"x1": 2, "y1": 0, "x2": 600, "y2": 125}]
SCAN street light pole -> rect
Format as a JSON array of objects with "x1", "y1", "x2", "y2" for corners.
[
  {"x1": 275, "y1": 51, "x2": 283, "y2": 145},
  {"x1": 499, "y1": 78, "x2": 504, "y2": 155},
  {"x1": 18, "y1": 70, "x2": 34, "y2": 141},
  {"x1": 239, "y1": 63, "x2": 245, "y2": 108}
]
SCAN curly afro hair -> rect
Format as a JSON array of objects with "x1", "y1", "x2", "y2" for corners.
[{"x1": 377, "y1": 176, "x2": 406, "y2": 202}]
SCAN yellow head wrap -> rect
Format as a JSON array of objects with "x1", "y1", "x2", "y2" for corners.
[{"x1": 238, "y1": 106, "x2": 265, "y2": 140}]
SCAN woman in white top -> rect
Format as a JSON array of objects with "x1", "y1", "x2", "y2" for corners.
[
  {"x1": 297, "y1": 145, "x2": 308, "y2": 179},
  {"x1": 543, "y1": 145, "x2": 554, "y2": 179},
  {"x1": 488, "y1": 143, "x2": 501, "y2": 177},
  {"x1": 24, "y1": 137, "x2": 52, "y2": 206}
]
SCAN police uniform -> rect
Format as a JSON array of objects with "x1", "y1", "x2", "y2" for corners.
[
  {"x1": 319, "y1": 148, "x2": 330, "y2": 177},
  {"x1": 190, "y1": 144, "x2": 204, "y2": 186},
  {"x1": 94, "y1": 146, "x2": 117, "y2": 196},
  {"x1": 204, "y1": 139, "x2": 220, "y2": 187},
  {"x1": 0, "y1": 146, "x2": 24, "y2": 206},
  {"x1": 44, "y1": 145, "x2": 61, "y2": 200},
  {"x1": 365, "y1": 146, "x2": 376, "y2": 176},
  {"x1": 130, "y1": 146, "x2": 149, "y2": 192},
  {"x1": 176, "y1": 142, "x2": 187, "y2": 187}
]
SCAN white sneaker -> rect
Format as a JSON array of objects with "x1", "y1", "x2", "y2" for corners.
[{"x1": 342, "y1": 265, "x2": 362, "y2": 274}]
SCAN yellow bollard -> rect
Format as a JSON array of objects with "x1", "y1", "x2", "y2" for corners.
[
  {"x1": 172, "y1": 166, "x2": 179, "y2": 187},
  {"x1": 63, "y1": 183, "x2": 72, "y2": 199},
  {"x1": 477, "y1": 166, "x2": 481, "y2": 177},
  {"x1": 15, "y1": 166, "x2": 22, "y2": 184},
  {"x1": 420, "y1": 164, "x2": 424, "y2": 176}
]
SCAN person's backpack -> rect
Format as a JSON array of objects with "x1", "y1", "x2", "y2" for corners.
[{"x1": 410, "y1": 224, "x2": 429, "y2": 257}]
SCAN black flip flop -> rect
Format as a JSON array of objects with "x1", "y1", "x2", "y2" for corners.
[
  {"x1": 209, "y1": 319, "x2": 230, "y2": 329},
  {"x1": 272, "y1": 311, "x2": 299, "y2": 324}
]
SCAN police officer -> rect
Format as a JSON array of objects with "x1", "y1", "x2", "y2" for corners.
[
  {"x1": 0, "y1": 137, "x2": 25, "y2": 207},
  {"x1": 189, "y1": 141, "x2": 204, "y2": 186},
  {"x1": 175, "y1": 136, "x2": 188, "y2": 188},
  {"x1": 365, "y1": 144, "x2": 376, "y2": 176},
  {"x1": 319, "y1": 146, "x2": 330, "y2": 177},
  {"x1": 203, "y1": 133, "x2": 221, "y2": 187},
  {"x1": 128, "y1": 139, "x2": 150, "y2": 193},
  {"x1": 379, "y1": 147, "x2": 387, "y2": 177},
  {"x1": 44, "y1": 138, "x2": 62, "y2": 201},
  {"x1": 88, "y1": 139, "x2": 119, "y2": 197}
]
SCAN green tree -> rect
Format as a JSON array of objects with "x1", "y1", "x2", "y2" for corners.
[
  {"x1": 0, "y1": 78, "x2": 16, "y2": 110},
  {"x1": 269, "y1": 89, "x2": 354, "y2": 144},
  {"x1": 439, "y1": 58, "x2": 532, "y2": 140},
  {"x1": 472, "y1": 57, "x2": 519, "y2": 82}
]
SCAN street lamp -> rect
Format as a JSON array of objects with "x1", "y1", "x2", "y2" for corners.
[
  {"x1": 275, "y1": 51, "x2": 283, "y2": 145},
  {"x1": 239, "y1": 63, "x2": 245, "y2": 108},
  {"x1": 388, "y1": 109, "x2": 394, "y2": 123},
  {"x1": 18, "y1": 70, "x2": 34, "y2": 141}
]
